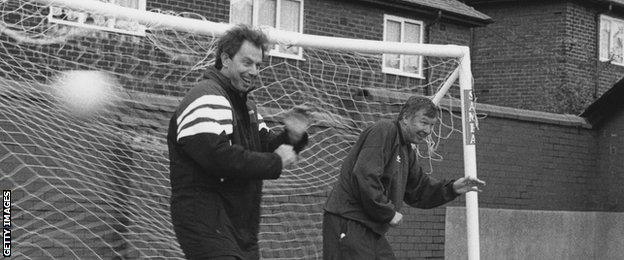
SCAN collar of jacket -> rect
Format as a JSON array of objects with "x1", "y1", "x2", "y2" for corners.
[
  {"x1": 203, "y1": 66, "x2": 254, "y2": 97},
  {"x1": 395, "y1": 120, "x2": 408, "y2": 145}
]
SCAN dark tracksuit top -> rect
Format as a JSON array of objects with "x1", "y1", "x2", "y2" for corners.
[
  {"x1": 167, "y1": 66, "x2": 307, "y2": 259},
  {"x1": 324, "y1": 120, "x2": 459, "y2": 235}
]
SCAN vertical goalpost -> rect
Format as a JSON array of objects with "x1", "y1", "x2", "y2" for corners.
[
  {"x1": 15, "y1": 0, "x2": 480, "y2": 258},
  {"x1": 459, "y1": 55, "x2": 480, "y2": 260}
]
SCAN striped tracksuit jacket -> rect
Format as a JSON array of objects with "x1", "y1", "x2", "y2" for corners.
[{"x1": 167, "y1": 66, "x2": 307, "y2": 259}]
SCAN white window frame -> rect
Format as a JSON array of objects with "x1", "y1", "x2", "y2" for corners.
[
  {"x1": 599, "y1": 14, "x2": 624, "y2": 66},
  {"x1": 382, "y1": 14, "x2": 424, "y2": 78},
  {"x1": 48, "y1": 0, "x2": 147, "y2": 37},
  {"x1": 230, "y1": 0, "x2": 305, "y2": 60}
]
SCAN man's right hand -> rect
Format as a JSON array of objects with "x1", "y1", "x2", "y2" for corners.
[
  {"x1": 274, "y1": 144, "x2": 297, "y2": 167},
  {"x1": 283, "y1": 105, "x2": 313, "y2": 143},
  {"x1": 389, "y1": 212, "x2": 403, "y2": 227}
]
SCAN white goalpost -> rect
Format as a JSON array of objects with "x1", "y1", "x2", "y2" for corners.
[{"x1": 0, "y1": 0, "x2": 480, "y2": 259}]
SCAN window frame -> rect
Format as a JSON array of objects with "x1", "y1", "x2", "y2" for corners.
[
  {"x1": 382, "y1": 14, "x2": 425, "y2": 79},
  {"x1": 599, "y1": 14, "x2": 624, "y2": 66},
  {"x1": 229, "y1": 0, "x2": 305, "y2": 60},
  {"x1": 48, "y1": 0, "x2": 147, "y2": 37}
]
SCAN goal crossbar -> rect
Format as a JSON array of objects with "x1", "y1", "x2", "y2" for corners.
[{"x1": 32, "y1": 0, "x2": 468, "y2": 57}]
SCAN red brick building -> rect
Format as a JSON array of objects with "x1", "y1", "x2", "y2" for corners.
[{"x1": 465, "y1": 0, "x2": 624, "y2": 114}]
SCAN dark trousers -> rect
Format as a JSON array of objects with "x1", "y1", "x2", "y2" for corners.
[
  {"x1": 171, "y1": 191, "x2": 255, "y2": 260},
  {"x1": 322, "y1": 212, "x2": 396, "y2": 260}
]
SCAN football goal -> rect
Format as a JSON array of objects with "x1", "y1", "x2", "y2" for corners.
[{"x1": 0, "y1": 0, "x2": 480, "y2": 259}]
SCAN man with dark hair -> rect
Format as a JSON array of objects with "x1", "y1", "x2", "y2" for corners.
[
  {"x1": 214, "y1": 24, "x2": 269, "y2": 71},
  {"x1": 322, "y1": 95, "x2": 485, "y2": 260},
  {"x1": 168, "y1": 24, "x2": 311, "y2": 260}
]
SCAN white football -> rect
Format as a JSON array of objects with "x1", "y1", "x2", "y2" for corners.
[{"x1": 53, "y1": 70, "x2": 120, "y2": 117}]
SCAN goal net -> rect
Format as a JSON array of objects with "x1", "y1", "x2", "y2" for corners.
[{"x1": 0, "y1": 0, "x2": 477, "y2": 259}]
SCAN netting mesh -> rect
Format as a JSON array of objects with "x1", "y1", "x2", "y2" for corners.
[{"x1": 0, "y1": 1, "x2": 464, "y2": 259}]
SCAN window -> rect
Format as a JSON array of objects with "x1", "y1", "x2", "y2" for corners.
[
  {"x1": 600, "y1": 15, "x2": 624, "y2": 65},
  {"x1": 382, "y1": 15, "x2": 424, "y2": 78},
  {"x1": 230, "y1": 0, "x2": 304, "y2": 59},
  {"x1": 48, "y1": 0, "x2": 146, "y2": 36}
]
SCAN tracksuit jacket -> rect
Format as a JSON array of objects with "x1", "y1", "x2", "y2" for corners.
[
  {"x1": 324, "y1": 119, "x2": 459, "y2": 235},
  {"x1": 167, "y1": 66, "x2": 307, "y2": 259}
]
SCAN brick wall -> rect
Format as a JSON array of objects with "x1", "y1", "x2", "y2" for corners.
[
  {"x1": 304, "y1": 0, "x2": 382, "y2": 40},
  {"x1": 471, "y1": 1, "x2": 568, "y2": 112},
  {"x1": 595, "y1": 108, "x2": 624, "y2": 212},
  {"x1": 470, "y1": 0, "x2": 624, "y2": 114},
  {"x1": 561, "y1": 1, "x2": 597, "y2": 113}
]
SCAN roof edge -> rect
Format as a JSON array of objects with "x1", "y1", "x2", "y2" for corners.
[
  {"x1": 358, "y1": 0, "x2": 494, "y2": 26},
  {"x1": 580, "y1": 77, "x2": 624, "y2": 127},
  {"x1": 364, "y1": 88, "x2": 592, "y2": 128}
]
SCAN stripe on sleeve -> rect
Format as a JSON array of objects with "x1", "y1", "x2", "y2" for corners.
[
  {"x1": 257, "y1": 113, "x2": 269, "y2": 132},
  {"x1": 177, "y1": 95, "x2": 230, "y2": 126},
  {"x1": 175, "y1": 95, "x2": 233, "y2": 141},
  {"x1": 177, "y1": 121, "x2": 233, "y2": 141},
  {"x1": 177, "y1": 107, "x2": 232, "y2": 134}
]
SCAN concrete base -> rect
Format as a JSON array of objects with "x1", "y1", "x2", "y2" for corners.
[{"x1": 445, "y1": 207, "x2": 624, "y2": 259}]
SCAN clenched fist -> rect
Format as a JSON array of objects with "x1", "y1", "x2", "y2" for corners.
[{"x1": 274, "y1": 144, "x2": 297, "y2": 167}]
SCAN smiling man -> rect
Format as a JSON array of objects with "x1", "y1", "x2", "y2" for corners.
[
  {"x1": 167, "y1": 25, "x2": 311, "y2": 260},
  {"x1": 322, "y1": 95, "x2": 485, "y2": 260}
]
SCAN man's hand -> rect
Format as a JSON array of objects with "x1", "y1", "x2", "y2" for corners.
[
  {"x1": 274, "y1": 144, "x2": 297, "y2": 167},
  {"x1": 283, "y1": 105, "x2": 313, "y2": 143},
  {"x1": 452, "y1": 176, "x2": 486, "y2": 194},
  {"x1": 389, "y1": 212, "x2": 403, "y2": 227}
]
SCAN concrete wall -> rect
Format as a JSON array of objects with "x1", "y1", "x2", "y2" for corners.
[{"x1": 445, "y1": 207, "x2": 624, "y2": 259}]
